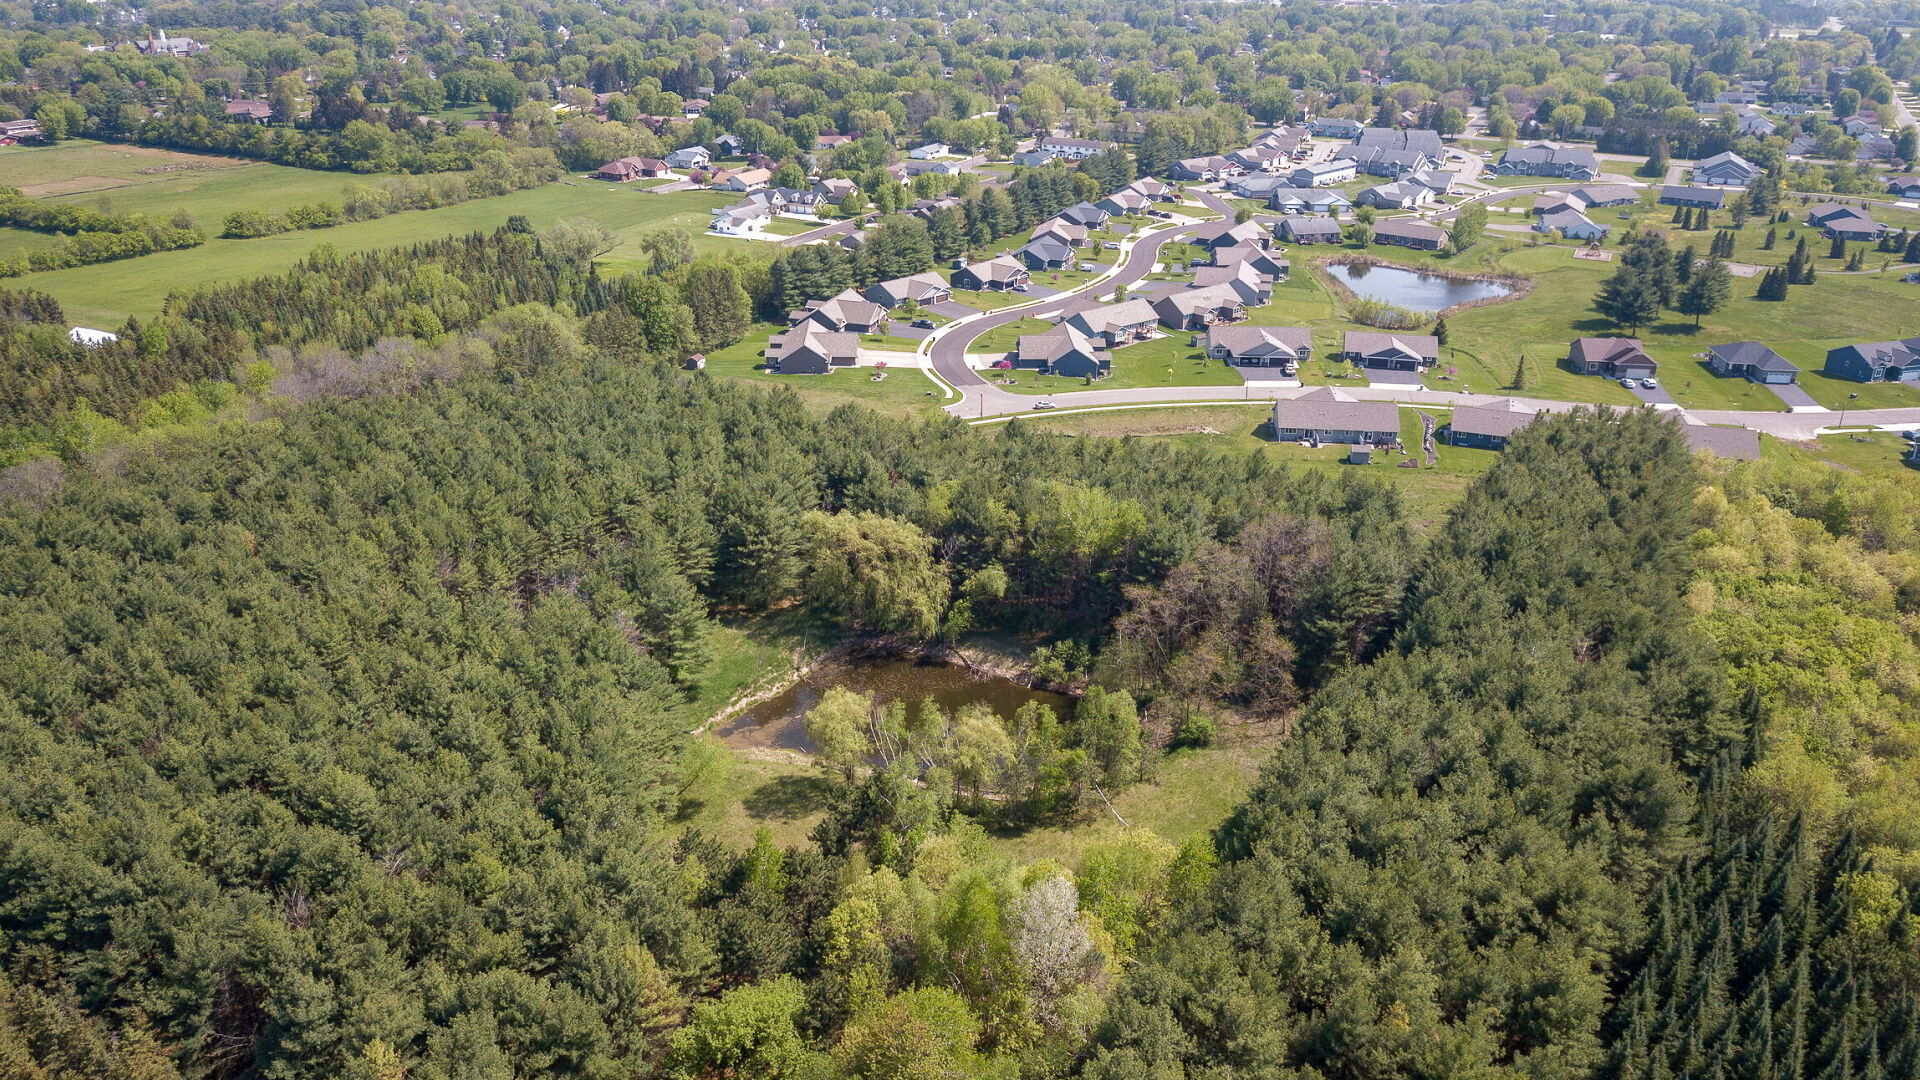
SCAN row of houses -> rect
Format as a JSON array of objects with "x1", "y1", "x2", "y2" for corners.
[{"x1": 1442, "y1": 399, "x2": 1761, "y2": 458}]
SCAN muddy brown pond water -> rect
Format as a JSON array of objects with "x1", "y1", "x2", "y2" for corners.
[{"x1": 718, "y1": 656, "x2": 1074, "y2": 754}]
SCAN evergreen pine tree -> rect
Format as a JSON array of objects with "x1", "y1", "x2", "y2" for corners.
[
  {"x1": 1763, "y1": 228, "x2": 1777, "y2": 250},
  {"x1": 1510, "y1": 352, "x2": 1533, "y2": 389},
  {"x1": 1830, "y1": 234, "x2": 1847, "y2": 260}
]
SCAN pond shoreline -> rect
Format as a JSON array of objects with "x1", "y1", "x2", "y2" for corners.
[
  {"x1": 1310, "y1": 252, "x2": 1535, "y2": 320},
  {"x1": 695, "y1": 633, "x2": 1079, "y2": 738}
]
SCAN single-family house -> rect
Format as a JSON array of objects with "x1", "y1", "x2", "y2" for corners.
[
  {"x1": 1442, "y1": 400, "x2": 1539, "y2": 450},
  {"x1": 683, "y1": 98, "x2": 712, "y2": 117},
  {"x1": 908, "y1": 196, "x2": 964, "y2": 221},
  {"x1": 1371, "y1": 219, "x2": 1449, "y2": 251},
  {"x1": 1170, "y1": 155, "x2": 1236, "y2": 182},
  {"x1": 1270, "y1": 387, "x2": 1400, "y2": 445},
  {"x1": 1355, "y1": 127, "x2": 1444, "y2": 154},
  {"x1": 1013, "y1": 150, "x2": 1060, "y2": 168},
  {"x1": 1016, "y1": 325, "x2": 1107, "y2": 378},
  {"x1": 815, "y1": 133, "x2": 855, "y2": 150},
  {"x1": 0, "y1": 119, "x2": 45, "y2": 144},
  {"x1": 223, "y1": 99, "x2": 274, "y2": 122},
  {"x1": 864, "y1": 272, "x2": 952, "y2": 309},
  {"x1": 1275, "y1": 214, "x2": 1344, "y2": 244},
  {"x1": 951, "y1": 256, "x2": 1030, "y2": 292},
  {"x1": 1031, "y1": 219, "x2": 1089, "y2": 248},
  {"x1": 1228, "y1": 145, "x2": 1291, "y2": 174},
  {"x1": 1226, "y1": 173, "x2": 1293, "y2": 199},
  {"x1": 1190, "y1": 262, "x2": 1275, "y2": 305},
  {"x1": 1204, "y1": 326, "x2": 1312, "y2": 372},
  {"x1": 713, "y1": 167, "x2": 772, "y2": 192},
  {"x1": 1736, "y1": 113, "x2": 1777, "y2": 137},
  {"x1": 1823, "y1": 339, "x2": 1920, "y2": 382},
  {"x1": 710, "y1": 133, "x2": 743, "y2": 156},
  {"x1": 1535, "y1": 209, "x2": 1611, "y2": 240},
  {"x1": 1354, "y1": 180, "x2": 1434, "y2": 209},
  {"x1": 1211, "y1": 243, "x2": 1289, "y2": 276},
  {"x1": 1840, "y1": 115, "x2": 1879, "y2": 138},
  {"x1": 791, "y1": 290, "x2": 887, "y2": 333},
  {"x1": 1334, "y1": 145, "x2": 1438, "y2": 179},
  {"x1": 1567, "y1": 336, "x2": 1659, "y2": 379},
  {"x1": 1038, "y1": 136, "x2": 1108, "y2": 160},
  {"x1": 1152, "y1": 283, "x2": 1249, "y2": 331},
  {"x1": 1056, "y1": 202, "x2": 1111, "y2": 229},
  {"x1": 592, "y1": 156, "x2": 669, "y2": 181},
  {"x1": 1305, "y1": 117, "x2": 1365, "y2": 139},
  {"x1": 1533, "y1": 192, "x2": 1585, "y2": 216},
  {"x1": 1807, "y1": 203, "x2": 1884, "y2": 241},
  {"x1": 1122, "y1": 178, "x2": 1176, "y2": 202},
  {"x1": 1694, "y1": 151, "x2": 1762, "y2": 187},
  {"x1": 902, "y1": 159, "x2": 965, "y2": 178},
  {"x1": 812, "y1": 177, "x2": 857, "y2": 204},
  {"x1": 1342, "y1": 331, "x2": 1440, "y2": 370},
  {"x1": 1567, "y1": 183, "x2": 1639, "y2": 207},
  {"x1": 1405, "y1": 169, "x2": 1457, "y2": 195},
  {"x1": 1886, "y1": 175, "x2": 1920, "y2": 200},
  {"x1": 1062, "y1": 298, "x2": 1161, "y2": 347},
  {"x1": 1706, "y1": 342, "x2": 1799, "y2": 384},
  {"x1": 1266, "y1": 189, "x2": 1350, "y2": 216},
  {"x1": 1097, "y1": 190, "x2": 1151, "y2": 217},
  {"x1": 711, "y1": 206, "x2": 772, "y2": 236},
  {"x1": 1016, "y1": 236, "x2": 1075, "y2": 270},
  {"x1": 1289, "y1": 160, "x2": 1357, "y2": 187},
  {"x1": 1659, "y1": 185, "x2": 1729, "y2": 209},
  {"x1": 908, "y1": 142, "x2": 950, "y2": 159},
  {"x1": 1492, "y1": 144, "x2": 1601, "y2": 180},
  {"x1": 768, "y1": 324, "x2": 859, "y2": 373},
  {"x1": 1193, "y1": 219, "x2": 1269, "y2": 252},
  {"x1": 666, "y1": 146, "x2": 711, "y2": 169}
]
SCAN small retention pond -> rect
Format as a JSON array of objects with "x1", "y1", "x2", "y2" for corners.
[
  {"x1": 1326, "y1": 262, "x2": 1514, "y2": 312},
  {"x1": 718, "y1": 655, "x2": 1073, "y2": 754}
]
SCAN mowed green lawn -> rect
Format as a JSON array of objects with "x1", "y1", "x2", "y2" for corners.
[
  {"x1": 14, "y1": 182, "x2": 745, "y2": 327},
  {"x1": 1, "y1": 140, "x2": 364, "y2": 224}
]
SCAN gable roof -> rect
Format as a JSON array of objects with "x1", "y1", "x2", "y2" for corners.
[
  {"x1": 1448, "y1": 400, "x2": 1540, "y2": 440},
  {"x1": 1344, "y1": 331, "x2": 1440, "y2": 358},
  {"x1": 1271, "y1": 387, "x2": 1401, "y2": 434},
  {"x1": 1708, "y1": 341, "x2": 1798, "y2": 373},
  {"x1": 1206, "y1": 325, "x2": 1311, "y2": 357},
  {"x1": 1018, "y1": 324, "x2": 1101, "y2": 364},
  {"x1": 1064, "y1": 298, "x2": 1160, "y2": 333},
  {"x1": 1152, "y1": 283, "x2": 1246, "y2": 320},
  {"x1": 1372, "y1": 218, "x2": 1448, "y2": 244}
]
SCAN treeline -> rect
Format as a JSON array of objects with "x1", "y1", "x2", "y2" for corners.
[
  {"x1": 1600, "y1": 751, "x2": 1920, "y2": 1080},
  {"x1": 0, "y1": 354, "x2": 1398, "y2": 1077},
  {"x1": 0, "y1": 222, "x2": 598, "y2": 435},
  {"x1": 112, "y1": 110, "x2": 491, "y2": 174},
  {"x1": 0, "y1": 185, "x2": 204, "y2": 276},
  {"x1": 1088, "y1": 410, "x2": 1739, "y2": 1076}
]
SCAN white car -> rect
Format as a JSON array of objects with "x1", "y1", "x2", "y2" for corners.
[
  {"x1": 1641, "y1": 377, "x2": 1659, "y2": 389},
  {"x1": 1031, "y1": 400, "x2": 1057, "y2": 410},
  {"x1": 1104, "y1": 241, "x2": 1122, "y2": 250},
  {"x1": 1619, "y1": 378, "x2": 1637, "y2": 388}
]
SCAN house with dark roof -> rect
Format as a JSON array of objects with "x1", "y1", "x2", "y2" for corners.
[
  {"x1": 1333, "y1": 144, "x2": 1438, "y2": 178},
  {"x1": 1885, "y1": 175, "x2": 1920, "y2": 200},
  {"x1": 951, "y1": 257, "x2": 1030, "y2": 292},
  {"x1": 1567, "y1": 337, "x2": 1658, "y2": 379},
  {"x1": 592, "y1": 156, "x2": 671, "y2": 181},
  {"x1": 1342, "y1": 331, "x2": 1440, "y2": 370},
  {"x1": 1031, "y1": 218, "x2": 1088, "y2": 248},
  {"x1": 1270, "y1": 387, "x2": 1401, "y2": 445},
  {"x1": 1492, "y1": 144, "x2": 1601, "y2": 180},
  {"x1": 1204, "y1": 326, "x2": 1312, "y2": 372},
  {"x1": 1152, "y1": 283, "x2": 1248, "y2": 331},
  {"x1": 1170, "y1": 155, "x2": 1236, "y2": 182},
  {"x1": 1706, "y1": 342, "x2": 1799, "y2": 384},
  {"x1": 1226, "y1": 174, "x2": 1294, "y2": 199},
  {"x1": 1535, "y1": 209, "x2": 1610, "y2": 240},
  {"x1": 768, "y1": 324, "x2": 859, "y2": 373},
  {"x1": 1121, "y1": 178, "x2": 1176, "y2": 202},
  {"x1": 1056, "y1": 202, "x2": 1111, "y2": 229},
  {"x1": 1210, "y1": 244, "x2": 1290, "y2": 280},
  {"x1": 1567, "y1": 183, "x2": 1639, "y2": 207},
  {"x1": 1823, "y1": 339, "x2": 1920, "y2": 382},
  {"x1": 1062, "y1": 299, "x2": 1161, "y2": 347},
  {"x1": 1016, "y1": 236, "x2": 1075, "y2": 269},
  {"x1": 1354, "y1": 127, "x2": 1445, "y2": 155},
  {"x1": 1442, "y1": 400, "x2": 1540, "y2": 450},
  {"x1": 1694, "y1": 151, "x2": 1762, "y2": 187},
  {"x1": 1659, "y1": 185, "x2": 1729, "y2": 209},
  {"x1": 864, "y1": 272, "x2": 951, "y2": 309},
  {"x1": 1097, "y1": 190, "x2": 1152, "y2": 217},
  {"x1": 1371, "y1": 219, "x2": 1449, "y2": 250},
  {"x1": 1190, "y1": 262, "x2": 1275, "y2": 304},
  {"x1": 792, "y1": 290, "x2": 887, "y2": 333},
  {"x1": 1192, "y1": 219, "x2": 1269, "y2": 252},
  {"x1": 1016, "y1": 325, "x2": 1107, "y2": 378},
  {"x1": 1806, "y1": 203, "x2": 1884, "y2": 241},
  {"x1": 1275, "y1": 214, "x2": 1344, "y2": 244}
]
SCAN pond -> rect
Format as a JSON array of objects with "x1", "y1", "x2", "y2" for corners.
[
  {"x1": 1326, "y1": 262, "x2": 1514, "y2": 312},
  {"x1": 718, "y1": 655, "x2": 1075, "y2": 754}
]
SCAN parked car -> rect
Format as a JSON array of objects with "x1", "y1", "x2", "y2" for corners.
[
  {"x1": 1076, "y1": 262, "x2": 1096, "y2": 272},
  {"x1": 911, "y1": 318, "x2": 936, "y2": 329},
  {"x1": 1011, "y1": 283, "x2": 1029, "y2": 292},
  {"x1": 1032, "y1": 400, "x2": 1056, "y2": 410},
  {"x1": 1641, "y1": 377, "x2": 1659, "y2": 389},
  {"x1": 1619, "y1": 378, "x2": 1637, "y2": 388},
  {"x1": 1103, "y1": 241, "x2": 1122, "y2": 250}
]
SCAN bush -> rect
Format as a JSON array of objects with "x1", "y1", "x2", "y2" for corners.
[{"x1": 1348, "y1": 297, "x2": 1428, "y2": 330}]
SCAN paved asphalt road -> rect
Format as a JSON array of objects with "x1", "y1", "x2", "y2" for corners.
[{"x1": 927, "y1": 219, "x2": 1205, "y2": 389}]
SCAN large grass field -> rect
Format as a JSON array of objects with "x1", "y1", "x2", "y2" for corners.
[
  {"x1": 701, "y1": 326, "x2": 948, "y2": 418},
  {"x1": 0, "y1": 140, "x2": 365, "y2": 224},
  {"x1": 11, "y1": 179, "x2": 744, "y2": 327}
]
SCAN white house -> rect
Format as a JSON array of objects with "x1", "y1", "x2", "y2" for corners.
[
  {"x1": 712, "y1": 207, "x2": 772, "y2": 237},
  {"x1": 908, "y1": 142, "x2": 950, "y2": 159}
]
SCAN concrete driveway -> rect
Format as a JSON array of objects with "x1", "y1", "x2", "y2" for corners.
[
  {"x1": 1766, "y1": 382, "x2": 1824, "y2": 410},
  {"x1": 923, "y1": 300, "x2": 980, "y2": 319}
]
